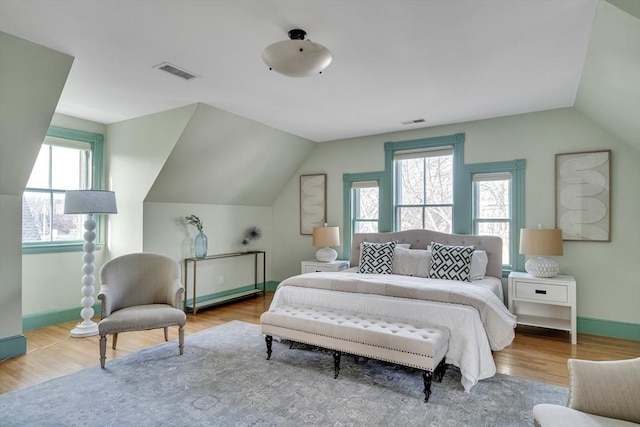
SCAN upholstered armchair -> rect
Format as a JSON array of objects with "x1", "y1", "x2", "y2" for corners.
[
  {"x1": 97, "y1": 253, "x2": 186, "y2": 368},
  {"x1": 533, "y1": 357, "x2": 640, "y2": 426}
]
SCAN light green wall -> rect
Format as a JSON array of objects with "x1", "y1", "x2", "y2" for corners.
[
  {"x1": 272, "y1": 107, "x2": 640, "y2": 325},
  {"x1": 576, "y1": 0, "x2": 640, "y2": 151},
  {"x1": 105, "y1": 104, "x2": 197, "y2": 257},
  {"x1": 0, "y1": 32, "x2": 73, "y2": 357}
]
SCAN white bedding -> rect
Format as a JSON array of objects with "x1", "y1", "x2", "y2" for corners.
[{"x1": 269, "y1": 272, "x2": 516, "y2": 391}]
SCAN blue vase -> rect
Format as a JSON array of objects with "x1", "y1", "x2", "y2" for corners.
[{"x1": 195, "y1": 231, "x2": 208, "y2": 259}]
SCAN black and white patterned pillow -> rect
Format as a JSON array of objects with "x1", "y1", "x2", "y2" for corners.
[
  {"x1": 358, "y1": 241, "x2": 398, "y2": 274},
  {"x1": 428, "y1": 242, "x2": 475, "y2": 282}
]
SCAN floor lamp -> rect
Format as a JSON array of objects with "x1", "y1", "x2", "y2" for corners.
[{"x1": 64, "y1": 190, "x2": 117, "y2": 337}]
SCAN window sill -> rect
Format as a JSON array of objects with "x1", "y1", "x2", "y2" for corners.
[{"x1": 22, "y1": 242, "x2": 104, "y2": 255}]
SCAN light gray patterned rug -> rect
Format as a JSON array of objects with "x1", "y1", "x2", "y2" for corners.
[{"x1": 0, "y1": 320, "x2": 567, "y2": 426}]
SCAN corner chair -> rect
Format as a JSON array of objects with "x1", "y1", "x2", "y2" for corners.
[
  {"x1": 533, "y1": 357, "x2": 640, "y2": 427},
  {"x1": 97, "y1": 253, "x2": 186, "y2": 368}
]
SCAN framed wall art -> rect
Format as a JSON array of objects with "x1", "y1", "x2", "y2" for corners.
[
  {"x1": 555, "y1": 150, "x2": 611, "y2": 241},
  {"x1": 300, "y1": 173, "x2": 327, "y2": 235}
]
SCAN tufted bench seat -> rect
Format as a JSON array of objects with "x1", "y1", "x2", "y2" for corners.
[{"x1": 260, "y1": 305, "x2": 449, "y2": 402}]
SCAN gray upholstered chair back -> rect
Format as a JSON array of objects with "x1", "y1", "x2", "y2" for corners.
[{"x1": 99, "y1": 253, "x2": 182, "y2": 314}]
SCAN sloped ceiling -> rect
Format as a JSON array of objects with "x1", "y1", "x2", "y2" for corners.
[
  {"x1": 0, "y1": 32, "x2": 73, "y2": 195},
  {"x1": 145, "y1": 103, "x2": 315, "y2": 206},
  {"x1": 576, "y1": 1, "x2": 640, "y2": 151}
]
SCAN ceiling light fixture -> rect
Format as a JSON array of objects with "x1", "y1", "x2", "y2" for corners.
[{"x1": 262, "y1": 29, "x2": 332, "y2": 77}]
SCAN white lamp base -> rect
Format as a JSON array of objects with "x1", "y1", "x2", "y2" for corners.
[
  {"x1": 70, "y1": 321, "x2": 99, "y2": 337},
  {"x1": 71, "y1": 217, "x2": 98, "y2": 338},
  {"x1": 525, "y1": 256, "x2": 559, "y2": 278},
  {"x1": 316, "y1": 247, "x2": 338, "y2": 262}
]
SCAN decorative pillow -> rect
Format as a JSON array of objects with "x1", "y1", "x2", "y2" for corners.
[
  {"x1": 469, "y1": 250, "x2": 488, "y2": 280},
  {"x1": 392, "y1": 247, "x2": 431, "y2": 277},
  {"x1": 428, "y1": 242, "x2": 475, "y2": 282},
  {"x1": 358, "y1": 241, "x2": 397, "y2": 274}
]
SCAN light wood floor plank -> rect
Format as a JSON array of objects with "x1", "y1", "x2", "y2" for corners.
[{"x1": 1, "y1": 292, "x2": 638, "y2": 395}]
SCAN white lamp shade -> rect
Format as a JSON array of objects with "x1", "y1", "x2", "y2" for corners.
[
  {"x1": 262, "y1": 39, "x2": 332, "y2": 77},
  {"x1": 64, "y1": 190, "x2": 118, "y2": 214}
]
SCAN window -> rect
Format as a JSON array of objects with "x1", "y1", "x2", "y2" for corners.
[
  {"x1": 352, "y1": 181, "x2": 379, "y2": 234},
  {"x1": 22, "y1": 126, "x2": 104, "y2": 253},
  {"x1": 473, "y1": 172, "x2": 512, "y2": 266},
  {"x1": 394, "y1": 148, "x2": 453, "y2": 233}
]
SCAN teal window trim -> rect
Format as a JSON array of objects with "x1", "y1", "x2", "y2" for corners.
[
  {"x1": 343, "y1": 171, "x2": 386, "y2": 262},
  {"x1": 344, "y1": 132, "x2": 526, "y2": 277},
  {"x1": 467, "y1": 159, "x2": 526, "y2": 276},
  {"x1": 22, "y1": 126, "x2": 105, "y2": 255},
  {"x1": 384, "y1": 133, "x2": 466, "y2": 233}
]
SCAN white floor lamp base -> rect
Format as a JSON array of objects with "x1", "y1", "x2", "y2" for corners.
[
  {"x1": 71, "y1": 216, "x2": 98, "y2": 338},
  {"x1": 70, "y1": 321, "x2": 99, "y2": 337}
]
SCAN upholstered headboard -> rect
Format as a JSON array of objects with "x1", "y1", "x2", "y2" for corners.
[{"x1": 350, "y1": 229, "x2": 503, "y2": 279}]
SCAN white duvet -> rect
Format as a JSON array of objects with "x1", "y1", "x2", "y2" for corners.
[{"x1": 269, "y1": 271, "x2": 517, "y2": 391}]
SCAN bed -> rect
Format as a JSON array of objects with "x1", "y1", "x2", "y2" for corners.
[{"x1": 266, "y1": 229, "x2": 517, "y2": 391}]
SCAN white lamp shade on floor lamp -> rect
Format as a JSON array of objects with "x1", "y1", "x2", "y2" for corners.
[
  {"x1": 519, "y1": 227, "x2": 563, "y2": 278},
  {"x1": 313, "y1": 225, "x2": 340, "y2": 262},
  {"x1": 64, "y1": 190, "x2": 117, "y2": 337}
]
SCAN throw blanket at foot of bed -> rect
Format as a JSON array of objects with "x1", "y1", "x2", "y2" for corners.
[
  {"x1": 260, "y1": 305, "x2": 449, "y2": 402},
  {"x1": 269, "y1": 273, "x2": 517, "y2": 391}
]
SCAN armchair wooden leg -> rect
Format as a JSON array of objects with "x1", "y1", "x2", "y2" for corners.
[
  {"x1": 112, "y1": 333, "x2": 118, "y2": 350},
  {"x1": 178, "y1": 325, "x2": 184, "y2": 355},
  {"x1": 100, "y1": 335, "x2": 107, "y2": 368},
  {"x1": 164, "y1": 327, "x2": 169, "y2": 342}
]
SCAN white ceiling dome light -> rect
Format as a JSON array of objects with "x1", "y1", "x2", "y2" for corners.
[{"x1": 262, "y1": 29, "x2": 332, "y2": 77}]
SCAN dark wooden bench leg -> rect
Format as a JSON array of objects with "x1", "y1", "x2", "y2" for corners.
[
  {"x1": 333, "y1": 350, "x2": 341, "y2": 379},
  {"x1": 265, "y1": 335, "x2": 273, "y2": 360},
  {"x1": 434, "y1": 358, "x2": 448, "y2": 382},
  {"x1": 423, "y1": 370, "x2": 433, "y2": 402}
]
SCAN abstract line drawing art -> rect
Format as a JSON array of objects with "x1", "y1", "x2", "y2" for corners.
[
  {"x1": 300, "y1": 174, "x2": 327, "y2": 235},
  {"x1": 556, "y1": 150, "x2": 611, "y2": 242}
]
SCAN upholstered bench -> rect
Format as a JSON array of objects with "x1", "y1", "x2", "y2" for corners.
[{"x1": 260, "y1": 305, "x2": 449, "y2": 402}]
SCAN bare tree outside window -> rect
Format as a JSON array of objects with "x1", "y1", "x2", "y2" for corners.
[
  {"x1": 474, "y1": 176, "x2": 511, "y2": 266},
  {"x1": 353, "y1": 186, "x2": 379, "y2": 233},
  {"x1": 396, "y1": 152, "x2": 453, "y2": 233}
]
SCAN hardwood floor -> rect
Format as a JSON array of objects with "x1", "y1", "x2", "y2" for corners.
[{"x1": 1, "y1": 292, "x2": 638, "y2": 395}]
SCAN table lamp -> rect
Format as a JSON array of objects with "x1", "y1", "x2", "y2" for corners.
[
  {"x1": 313, "y1": 224, "x2": 340, "y2": 262},
  {"x1": 519, "y1": 226, "x2": 563, "y2": 278},
  {"x1": 64, "y1": 190, "x2": 117, "y2": 337}
]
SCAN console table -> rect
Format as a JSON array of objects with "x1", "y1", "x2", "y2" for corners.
[{"x1": 184, "y1": 251, "x2": 266, "y2": 314}]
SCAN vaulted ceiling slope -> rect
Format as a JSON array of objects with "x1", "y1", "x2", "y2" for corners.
[
  {"x1": 0, "y1": 0, "x2": 601, "y2": 142},
  {"x1": 575, "y1": 0, "x2": 640, "y2": 152},
  {"x1": 0, "y1": 32, "x2": 73, "y2": 195},
  {"x1": 145, "y1": 103, "x2": 315, "y2": 206}
]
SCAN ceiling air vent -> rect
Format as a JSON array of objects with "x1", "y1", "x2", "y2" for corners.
[
  {"x1": 153, "y1": 62, "x2": 199, "y2": 80},
  {"x1": 401, "y1": 118, "x2": 426, "y2": 125}
]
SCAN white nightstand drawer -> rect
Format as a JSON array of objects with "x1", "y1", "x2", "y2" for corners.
[
  {"x1": 304, "y1": 264, "x2": 339, "y2": 273},
  {"x1": 515, "y1": 281, "x2": 567, "y2": 303},
  {"x1": 301, "y1": 260, "x2": 350, "y2": 274}
]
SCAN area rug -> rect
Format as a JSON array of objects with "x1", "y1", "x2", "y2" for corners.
[{"x1": 0, "y1": 320, "x2": 567, "y2": 426}]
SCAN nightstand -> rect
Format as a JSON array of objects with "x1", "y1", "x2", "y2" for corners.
[
  {"x1": 301, "y1": 259, "x2": 350, "y2": 274},
  {"x1": 508, "y1": 271, "x2": 577, "y2": 344}
]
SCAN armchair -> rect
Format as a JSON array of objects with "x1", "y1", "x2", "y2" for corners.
[
  {"x1": 533, "y1": 357, "x2": 640, "y2": 426},
  {"x1": 97, "y1": 253, "x2": 187, "y2": 368}
]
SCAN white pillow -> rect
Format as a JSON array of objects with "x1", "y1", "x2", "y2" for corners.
[
  {"x1": 470, "y1": 250, "x2": 488, "y2": 280},
  {"x1": 392, "y1": 247, "x2": 431, "y2": 277},
  {"x1": 396, "y1": 243, "x2": 411, "y2": 249}
]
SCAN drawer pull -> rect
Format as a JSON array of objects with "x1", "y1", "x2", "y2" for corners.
[{"x1": 535, "y1": 289, "x2": 547, "y2": 295}]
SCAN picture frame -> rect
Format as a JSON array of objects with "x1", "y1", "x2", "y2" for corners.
[
  {"x1": 555, "y1": 150, "x2": 611, "y2": 242},
  {"x1": 300, "y1": 173, "x2": 327, "y2": 235}
]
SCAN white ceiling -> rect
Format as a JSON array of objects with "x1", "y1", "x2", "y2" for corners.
[{"x1": 0, "y1": 0, "x2": 597, "y2": 142}]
